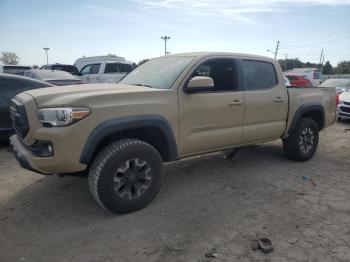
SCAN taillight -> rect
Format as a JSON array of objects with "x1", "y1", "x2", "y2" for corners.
[{"x1": 336, "y1": 94, "x2": 339, "y2": 105}]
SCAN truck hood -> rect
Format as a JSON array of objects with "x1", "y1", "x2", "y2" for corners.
[{"x1": 24, "y1": 83, "x2": 162, "y2": 107}]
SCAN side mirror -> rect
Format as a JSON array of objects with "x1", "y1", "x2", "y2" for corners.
[{"x1": 184, "y1": 76, "x2": 214, "y2": 93}]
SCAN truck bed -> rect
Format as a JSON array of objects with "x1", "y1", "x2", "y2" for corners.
[{"x1": 285, "y1": 87, "x2": 337, "y2": 136}]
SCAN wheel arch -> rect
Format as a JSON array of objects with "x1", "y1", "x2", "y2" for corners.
[
  {"x1": 288, "y1": 103, "x2": 325, "y2": 134},
  {"x1": 80, "y1": 115, "x2": 178, "y2": 165}
]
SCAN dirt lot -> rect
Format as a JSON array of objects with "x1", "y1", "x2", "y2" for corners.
[{"x1": 0, "y1": 122, "x2": 349, "y2": 262}]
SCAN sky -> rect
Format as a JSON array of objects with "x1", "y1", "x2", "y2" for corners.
[{"x1": 0, "y1": 0, "x2": 350, "y2": 67}]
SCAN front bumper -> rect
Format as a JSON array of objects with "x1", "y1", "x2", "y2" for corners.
[
  {"x1": 10, "y1": 123, "x2": 89, "y2": 175},
  {"x1": 337, "y1": 103, "x2": 350, "y2": 119},
  {"x1": 10, "y1": 135, "x2": 48, "y2": 175}
]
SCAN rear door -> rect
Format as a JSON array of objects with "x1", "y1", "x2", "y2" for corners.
[{"x1": 240, "y1": 59, "x2": 288, "y2": 143}]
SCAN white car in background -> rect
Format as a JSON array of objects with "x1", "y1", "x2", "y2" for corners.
[
  {"x1": 286, "y1": 68, "x2": 323, "y2": 86},
  {"x1": 320, "y1": 78, "x2": 350, "y2": 94},
  {"x1": 79, "y1": 61, "x2": 134, "y2": 84},
  {"x1": 74, "y1": 55, "x2": 127, "y2": 71},
  {"x1": 338, "y1": 90, "x2": 350, "y2": 120}
]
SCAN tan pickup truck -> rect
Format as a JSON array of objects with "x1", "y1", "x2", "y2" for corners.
[{"x1": 10, "y1": 52, "x2": 337, "y2": 213}]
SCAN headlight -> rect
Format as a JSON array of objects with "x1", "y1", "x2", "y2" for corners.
[{"x1": 37, "y1": 107, "x2": 90, "y2": 127}]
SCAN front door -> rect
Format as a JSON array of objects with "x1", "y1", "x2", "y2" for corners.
[
  {"x1": 79, "y1": 64, "x2": 92, "y2": 83},
  {"x1": 179, "y1": 58, "x2": 244, "y2": 156}
]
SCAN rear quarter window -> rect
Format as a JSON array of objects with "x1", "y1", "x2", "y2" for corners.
[{"x1": 241, "y1": 60, "x2": 278, "y2": 90}]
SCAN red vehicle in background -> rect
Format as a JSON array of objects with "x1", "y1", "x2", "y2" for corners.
[{"x1": 285, "y1": 75, "x2": 312, "y2": 87}]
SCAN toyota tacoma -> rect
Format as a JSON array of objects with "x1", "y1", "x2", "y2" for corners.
[{"x1": 10, "y1": 52, "x2": 337, "y2": 213}]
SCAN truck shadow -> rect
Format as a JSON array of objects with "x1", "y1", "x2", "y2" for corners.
[{"x1": 1, "y1": 143, "x2": 288, "y2": 223}]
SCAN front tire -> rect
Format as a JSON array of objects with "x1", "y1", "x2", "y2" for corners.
[
  {"x1": 283, "y1": 118, "x2": 319, "y2": 162},
  {"x1": 88, "y1": 139, "x2": 163, "y2": 213}
]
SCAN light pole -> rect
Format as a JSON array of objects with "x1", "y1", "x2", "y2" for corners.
[
  {"x1": 43, "y1": 47, "x2": 50, "y2": 64},
  {"x1": 161, "y1": 36, "x2": 170, "y2": 56},
  {"x1": 267, "y1": 40, "x2": 280, "y2": 59},
  {"x1": 266, "y1": 49, "x2": 276, "y2": 57}
]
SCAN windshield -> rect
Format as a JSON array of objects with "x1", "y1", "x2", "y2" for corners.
[
  {"x1": 320, "y1": 79, "x2": 350, "y2": 88},
  {"x1": 120, "y1": 56, "x2": 194, "y2": 89}
]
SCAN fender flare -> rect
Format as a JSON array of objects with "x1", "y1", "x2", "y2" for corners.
[
  {"x1": 79, "y1": 115, "x2": 178, "y2": 164},
  {"x1": 288, "y1": 103, "x2": 325, "y2": 133}
]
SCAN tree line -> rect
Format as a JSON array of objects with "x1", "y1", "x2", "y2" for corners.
[{"x1": 278, "y1": 58, "x2": 350, "y2": 75}]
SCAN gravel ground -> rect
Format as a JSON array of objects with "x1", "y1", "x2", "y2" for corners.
[{"x1": 0, "y1": 121, "x2": 349, "y2": 262}]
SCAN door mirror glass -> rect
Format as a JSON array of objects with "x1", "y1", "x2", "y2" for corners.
[{"x1": 185, "y1": 76, "x2": 214, "y2": 93}]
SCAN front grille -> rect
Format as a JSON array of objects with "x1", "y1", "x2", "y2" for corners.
[
  {"x1": 344, "y1": 101, "x2": 350, "y2": 106},
  {"x1": 10, "y1": 99, "x2": 29, "y2": 138},
  {"x1": 340, "y1": 106, "x2": 350, "y2": 113}
]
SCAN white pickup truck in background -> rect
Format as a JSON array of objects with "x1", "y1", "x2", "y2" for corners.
[{"x1": 79, "y1": 61, "x2": 134, "y2": 84}]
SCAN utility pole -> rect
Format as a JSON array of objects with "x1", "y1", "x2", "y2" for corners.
[
  {"x1": 161, "y1": 36, "x2": 170, "y2": 56},
  {"x1": 17, "y1": 57, "x2": 21, "y2": 65},
  {"x1": 320, "y1": 53, "x2": 325, "y2": 73},
  {"x1": 319, "y1": 48, "x2": 323, "y2": 69},
  {"x1": 284, "y1": 54, "x2": 288, "y2": 71},
  {"x1": 274, "y1": 40, "x2": 280, "y2": 60},
  {"x1": 43, "y1": 47, "x2": 50, "y2": 64}
]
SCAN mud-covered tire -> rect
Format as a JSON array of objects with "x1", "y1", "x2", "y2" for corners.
[
  {"x1": 88, "y1": 139, "x2": 163, "y2": 213},
  {"x1": 283, "y1": 117, "x2": 319, "y2": 162}
]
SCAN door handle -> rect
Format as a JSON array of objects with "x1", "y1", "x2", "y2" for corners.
[
  {"x1": 229, "y1": 100, "x2": 243, "y2": 106},
  {"x1": 273, "y1": 97, "x2": 284, "y2": 103}
]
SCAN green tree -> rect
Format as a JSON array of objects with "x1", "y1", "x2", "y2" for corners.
[
  {"x1": 322, "y1": 61, "x2": 333, "y2": 75},
  {"x1": 0, "y1": 52, "x2": 19, "y2": 65},
  {"x1": 335, "y1": 61, "x2": 350, "y2": 74},
  {"x1": 137, "y1": 59, "x2": 149, "y2": 67}
]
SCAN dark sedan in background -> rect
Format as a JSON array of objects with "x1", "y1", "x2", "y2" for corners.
[
  {"x1": 24, "y1": 69, "x2": 83, "y2": 86},
  {"x1": 40, "y1": 64, "x2": 79, "y2": 75},
  {"x1": 0, "y1": 73, "x2": 54, "y2": 138}
]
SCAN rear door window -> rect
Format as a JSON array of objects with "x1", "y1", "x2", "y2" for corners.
[
  {"x1": 104, "y1": 63, "x2": 132, "y2": 74},
  {"x1": 241, "y1": 60, "x2": 277, "y2": 90}
]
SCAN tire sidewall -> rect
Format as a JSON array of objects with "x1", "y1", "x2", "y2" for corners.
[
  {"x1": 294, "y1": 118, "x2": 319, "y2": 160},
  {"x1": 92, "y1": 140, "x2": 163, "y2": 213}
]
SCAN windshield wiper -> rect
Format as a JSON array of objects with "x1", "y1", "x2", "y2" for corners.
[{"x1": 131, "y1": 83, "x2": 153, "y2": 88}]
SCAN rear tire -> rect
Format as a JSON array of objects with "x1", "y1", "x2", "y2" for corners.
[
  {"x1": 88, "y1": 139, "x2": 163, "y2": 213},
  {"x1": 283, "y1": 118, "x2": 319, "y2": 162}
]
